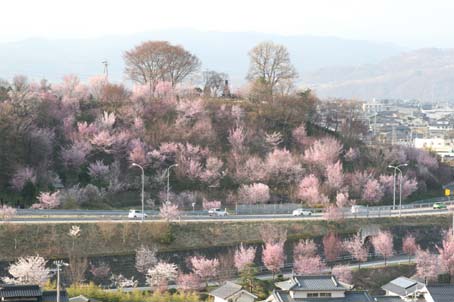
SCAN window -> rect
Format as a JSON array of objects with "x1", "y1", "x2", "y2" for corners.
[
  {"x1": 307, "y1": 293, "x2": 319, "y2": 297},
  {"x1": 320, "y1": 293, "x2": 332, "y2": 297}
]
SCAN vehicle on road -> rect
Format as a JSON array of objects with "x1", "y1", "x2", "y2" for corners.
[
  {"x1": 292, "y1": 208, "x2": 313, "y2": 216},
  {"x1": 128, "y1": 209, "x2": 148, "y2": 219},
  {"x1": 351, "y1": 205, "x2": 367, "y2": 214},
  {"x1": 433, "y1": 202, "x2": 447, "y2": 210},
  {"x1": 208, "y1": 208, "x2": 228, "y2": 216}
]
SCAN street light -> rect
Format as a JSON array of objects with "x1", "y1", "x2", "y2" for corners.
[
  {"x1": 53, "y1": 260, "x2": 68, "y2": 302},
  {"x1": 131, "y1": 163, "x2": 145, "y2": 223},
  {"x1": 388, "y1": 163, "x2": 408, "y2": 215},
  {"x1": 166, "y1": 164, "x2": 178, "y2": 203}
]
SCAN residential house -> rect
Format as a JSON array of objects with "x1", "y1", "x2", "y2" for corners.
[
  {"x1": 265, "y1": 275, "x2": 373, "y2": 302},
  {"x1": 0, "y1": 284, "x2": 68, "y2": 302},
  {"x1": 210, "y1": 281, "x2": 257, "y2": 302}
]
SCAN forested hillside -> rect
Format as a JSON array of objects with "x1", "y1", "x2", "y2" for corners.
[{"x1": 0, "y1": 75, "x2": 449, "y2": 211}]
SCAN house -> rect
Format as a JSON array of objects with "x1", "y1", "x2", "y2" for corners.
[
  {"x1": 210, "y1": 281, "x2": 257, "y2": 302},
  {"x1": 69, "y1": 295, "x2": 101, "y2": 302},
  {"x1": 425, "y1": 285, "x2": 454, "y2": 302},
  {"x1": 381, "y1": 276, "x2": 427, "y2": 299},
  {"x1": 265, "y1": 275, "x2": 373, "y2": 302},
  {"x1": 0, "y1": 284, "x2": 68, "y2": 302}
]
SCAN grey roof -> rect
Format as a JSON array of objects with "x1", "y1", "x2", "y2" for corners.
[
  {"x1": 0, "y1": 284, "x2": 42, "y2": 298},
  {"x1": 427, "y1": 285, "x2": 454, "y2": 302},
  {"x1": 210, "y1": 282, "x2": 256, "y2": 300},
  {"x1": 373, "y1": 296, "x2": 404, "y2": 302},
  {"x1": 276, "y1": 275, "x2": 347, "y2": 292},
  {"x1": 42, "y1": 290, "x2": 69, "y2": 302},
  {"x1": 69, "y1": 295, "x2": 100, "y2": 302},
  {"x1": 272, "y1": 290, "x2": 373, "y2": 302},
  {"x1": 381, "y1": 277, "x2": 425, "y2": 297}
]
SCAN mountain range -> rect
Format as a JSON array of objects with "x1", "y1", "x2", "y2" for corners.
[{"x1": 3, "y1": 30, "x2": 454, "y2": 101}]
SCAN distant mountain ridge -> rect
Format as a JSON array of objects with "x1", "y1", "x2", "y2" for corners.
[
  {"x1": 0, "y1": 29, "x2": 403, "y2": 86},
  {"x1": 301, "y1": 48, "x2": 454, "y2": 102}
]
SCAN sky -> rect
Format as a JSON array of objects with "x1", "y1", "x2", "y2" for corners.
[{"x1": 1, "y1": 0, "x2": 454, "y2": 47}]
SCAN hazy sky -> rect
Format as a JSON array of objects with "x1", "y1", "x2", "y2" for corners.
[{"x1": 2, "y1": 0, "x2": 453, "y2": 47}]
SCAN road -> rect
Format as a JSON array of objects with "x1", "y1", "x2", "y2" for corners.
[{"x1": 3, "y1": 206, "x2": 449, "y2": 223}]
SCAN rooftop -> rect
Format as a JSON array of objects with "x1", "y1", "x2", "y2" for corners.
[{"x1": 275, "y1": 275, "x2": 348, "y2": 292}]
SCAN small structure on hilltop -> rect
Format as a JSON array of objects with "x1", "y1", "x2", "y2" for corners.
[{"x1": 210, "y1": 281, "x2": 257, "y2": 302}]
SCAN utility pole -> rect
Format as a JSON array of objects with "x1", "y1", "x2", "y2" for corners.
[
  {"x1": 53, "y1": 260, "x2": 68, "y2": 302},
  {"x1": 102, "y1": 60, "x2": 109, "y2": 81},
  {"x1": 166, "y1": 164, "x2": 179, "y2": 203},
  {"x1": 388, "y1": 163, "x2": 408, "y2": 212}
]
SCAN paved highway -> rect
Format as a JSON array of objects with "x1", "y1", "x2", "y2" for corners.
[{"x1": 3, "y1": 206, "x2": 449, "y2": 223}]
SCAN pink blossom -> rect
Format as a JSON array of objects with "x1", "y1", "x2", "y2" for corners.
[
  {"x1": 323, "y1": 232, "x2": 341, "y2": 262},
  {"x1": 262, "y1": 242, "x2": 285, "y2": 277},
  {"x1": 177, "y1": 273, "x2": 203, "y2": 291},
  {"x1": 297, "y1": 175, "x2": 329, "y2": 206},
  {"x1": 265, "y1": 132, "x2": 283, "y2": 149},
  {"x1": 402, "y1": 234, "x2": 418, "y2": 262},
  {"x1": 146, "y1": 261, "x2": 178, "y2": 291},
  {"x1": 129, "y1": 139, "x2": 147, "y2": 166},
  {"x1": 135, "y1": 245, "x2": 158, "y2": 274},
  {"x1": 326, "y1": 161, "x2": 343, "y2": 190},
  {"x1": 292, "y1": 123, "x2": 308, "y2": 147},
  {"x1": 200, "y1": 157, "x2": 223, "y2": 185},
  {"x1": 293, "y1": 256, "x2": 326, "y2": 275},
  {"x1": 10, "y1": 167, "x2": 37, "y2": 191},
  {"x1": 238, "y1": 183, "x2": 270, "y2": 204},
  {"x1": 88, "y1": 75, "x2": 107, "y2": 100},
  {"x1": 343, "y1": 233, "x2": 368, "y2": 268},
  {"x1": 437, "y1": 230, "x2": 454, "y2": 277},
  {"x1": 371, "y1": 231, "x2": 394, "y2": 265},
  {"x1": 415, "y1": 249, "x2": 439, "y2": 282},
  {"x1": 323, "y1": 206, "x2": 343, "y2": 221},
  {"x1": 361, "y1": 179, "x2": 384, "y2": 203},
  {"x1": 228, "y1": 126, "x2": 246, "y2": 153},
  {"x1": 234, "y1": 243, "x2": 256, "y2": 272},
  {"x1": 0, "y1": 205, "x2": 17, "y2": 220},
  {"x1": 379, "y1": 174, "x2": 395, "y2": 198},
  {"x1": 332, "y1": 265, "x2": 353, "y2": 283},
  {"x1": 90, "y1": 130, "x2": 114, "y2": 151},
  {"x1": 294, "y1": 239, "x2": 317, "y2": 258},
  {"x1": 401, "y1": 176, "x2": 418, "y2": 200},
  {"x1": 335, "y1": 191, "x2": 351, "y2": 209},
  {"x1": 189, "y1": 256, "x2": 219, "y2": 285},
  {"x1": 344, "y1": 147, "x2": 359, "y2": 162},
  {"x1": 88, "y1": 160, "x2": 109, "y2": 180},
  {"x1": 33, "y1": 191, "x2": 60, "y2": 209},
  {"x1": 159, "y1": 203, "x2": 180, "y2": 221},
  {"x1": 2, "y1": 255, "x2": 50, "y2": 285},
  {"x1": 61, "y1": 143, "x2": 90, "y2": 168},
  {"x1": 235, "y1": 156, "x2": 267, "y2": 183},
  {"x1": 264, "y1": 148, "x2": 302, "y2": 183},
  {"x1": 304, "y1": 137, "x2": 343, "y2": 166}
]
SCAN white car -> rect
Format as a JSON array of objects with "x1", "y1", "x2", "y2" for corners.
[
  {"x1": 292, "y1": 208, "x2": 313, "y2": 216},
  {"x1": 208, "y1": 208, "x2": 228, "y2": 216},
  {"x1": 351, "y1": 205, "x2": 367, "y2": 214},
  {"x1": 128, "y1": 209, "x2": 148, "y2": 219}
]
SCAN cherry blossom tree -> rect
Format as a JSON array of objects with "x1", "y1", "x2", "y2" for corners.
[
  {"x1": 89, "y1": 262, "x2": 111, "y2": 279},
  {"x1": 235, "y1": 156, "x2": 267, "y2": 183},
  {"x1": 238, "y1": 183, "x2": 270, "y2": 204},
  {"x1": 297, "y1": 175, "x2": 329, "y2": 206},
  {"x1": 292, "y1": 123, "x2": 308, "y2": 147},
  {"x1": 262, "y1": 242, "x2": 285, "y2": 279},
  {"x1": 32, "y1": 191, "x2": 60, "y2": 209},
  {"x1": 323, "y1": 232, "x2": 341, "y2": 262},
  {"x1": 189, "y1": 256, "x2": 219, "y2": 287},
  {"x1": 234, "y1": 243, "x2": 256, "y2": 272},
  {"x1": 344, "y1": 233, "x2": 368, "y2": 268},
  {"x1": 415, "y1": 249, "x2": 439, "y2": 283},
  {"x1": 2, "y1": 255, "x2": 50, "y2": 285},
  {"x1": 159, "y1": 203, "x2": 180, "y2": 221},
  {"x1": 335, "y1": 191, "x2": 352, "y2": 209},
  {"x1": 146, "y1": 261, "x2": 178, "y2": 291},
  {"x1": 293, "y1": 239, "x2": 317, "y2": 258},
  {"x1": 332, "y1": 265, "x2": 353, "y2": 283},
  {"x1": 437, "y1": 229, "x2": 454, "y2": 279},
  {"x1": 260, "y1": 224, "x2": 287, "y2": 245},
  {"x1": 293, "y1": 255, "x2": 326, "y2": 275},
  {"x1": 264, "y1": 148, "x2": 302, "y2": 184},
  {"x1": 228, "y1": 126, "x2": 246, "y2": 153},
  {"x1": 371, "y1": 231, "x2": 394, "y2": 265},
  {"x1": 304, "y1": 137, "x2": 343, "y2": 166},
  {"x1": 129, "y1": 139, "x2": 147, "y2": 166},
  {"x1": 88, "y1": 160, "x2": 110, "y2": 181},
  {"x1": 402, "y1": 234, "x2": 418, "y2": 263},
  {"x1": 361, "y1": 179, "x2": 384, "y2": 203},
  {"x1": 0, "y1": 205, "x2": 17, "y2": 220},
  {"x1": 177, "y1": 273, "x2": 203, "y2": 291},
  {"x1": 135, "y1": 245, "x2": 158, "y2": 274},
  {"x1": 326, "y1": 161, "x2": 343, "y2": 191},
  {"x1": 401, "y1": 176, "x2": 418, "y2": 200}
]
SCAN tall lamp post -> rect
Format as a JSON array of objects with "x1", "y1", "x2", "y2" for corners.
[
  {"x1": 132, "y1": 163, "x2": 145, "y2": 223},
  {"x1": 166, "y1": 164, "x2": 178, "y2": 203},
  {"x1": 388, "y1": 163, "x2": 408, "y2": 215}
]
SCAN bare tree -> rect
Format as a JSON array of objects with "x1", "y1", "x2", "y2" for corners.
[
  {"x1": 124, "y1": 41, "x2": 200, "y2": 94},
  {"x1": 247, "y1": 41, "x2": 298, "y2": 97}
]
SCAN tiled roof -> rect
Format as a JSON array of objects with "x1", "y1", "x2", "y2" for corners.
[
  {"x1": 372, "y1": 296, "x2": 403, "y2": 302},
  {"x1": 210, "y1": 282, "x2": 243, "y2": 299},
  {"x1": 276, "y1": 275, "x2": 347, "y2": 292},
  {"x1": 69, "y1": 294, "x2": 100, "y2": 302},
  {"x1": 42, "y1": 290, "x2": 69, "y2": 302},
  {"x1": 272, "y1": 290, "x2": 373, "y2": 302},
  {"x1": 427, "y1": 285, "x2": 454, "y2": 302},
  {"x1": 381, "y1": 277, "x2": 425, "y2": 297},
  {"x1": 0, "y1": 284, "x2": 42, "y2": 297}
]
